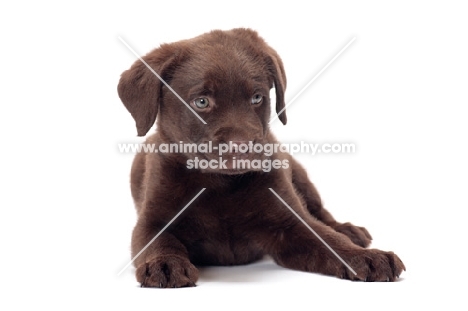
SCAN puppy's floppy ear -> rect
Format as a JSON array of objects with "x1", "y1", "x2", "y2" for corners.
[
  {"x1": 265, "y1": 47, "x2": 287, "y2": 125},
  {"x1": 118, "y1": 44, "x2": 181, "y2": 136}
]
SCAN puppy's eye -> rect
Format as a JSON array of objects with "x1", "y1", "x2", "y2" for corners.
[
  {"x1": 251, "y1": 94, "x2": 263, "y2": 105},
  {"x1": 193, "y1": 97, "x2": 209, "y2": 109}
]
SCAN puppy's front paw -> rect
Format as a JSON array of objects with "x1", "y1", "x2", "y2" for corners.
[
  {"x1": 344, "y1": 249, "x2": 405, "y2": 282},
  {"x1": 136, "y1": 255, "x2": 199, "y2": 288},
  {"x1": 333, "y1": 222, "x2": 372, "y2": 248}
]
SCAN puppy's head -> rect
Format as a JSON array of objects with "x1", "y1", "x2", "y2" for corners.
[{"x1": 118, "y1": 28, "x2": 287, "y2": 173}]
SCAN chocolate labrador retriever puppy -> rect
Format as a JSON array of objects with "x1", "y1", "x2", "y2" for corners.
[{"x1": 118, "y1": 28, "x2": 405, "y2": 287}]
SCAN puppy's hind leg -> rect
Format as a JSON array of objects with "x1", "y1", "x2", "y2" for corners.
[{"x1": 290, "y1": 158, "x2": 372, "y2": 248}]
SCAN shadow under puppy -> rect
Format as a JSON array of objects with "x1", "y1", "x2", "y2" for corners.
[{"x1": 118, "y1": 28, "x2": 405, "y2": 287}]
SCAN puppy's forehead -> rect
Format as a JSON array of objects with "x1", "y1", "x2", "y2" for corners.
[{"x1": 179, "y1": 36, "x2": 271, "y2": 91}]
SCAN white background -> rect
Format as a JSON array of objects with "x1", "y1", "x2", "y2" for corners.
[{"x1": 1, "y1": 1, "x2": 467, "y2": 310}]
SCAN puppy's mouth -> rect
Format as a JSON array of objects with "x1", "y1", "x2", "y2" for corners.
[
  {"x1": 188, "y1": 152, "x2": 266, "y2": 175},
  {"x1": 218, "y1": 168, "x2": 252, "y2": 175},
  {"x1": 218, "y1": 153, "x2": 252, "y2": 175}
]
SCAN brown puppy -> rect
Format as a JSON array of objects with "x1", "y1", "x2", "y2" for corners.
[{"x1": 118, "y1": 28, "x2": 405, "y2": 287}]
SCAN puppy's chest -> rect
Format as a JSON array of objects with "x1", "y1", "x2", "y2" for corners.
[
  {"x1": 172, "y1": 198, "x2": 262, "y2": 265},
  {"x1": 174, "y1": 194, "x2": 257, "y2": 238},
  {"x1": 171, "y1": 192, "x2": 260, "y2": 242}
]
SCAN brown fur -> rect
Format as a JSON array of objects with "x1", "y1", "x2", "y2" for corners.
[{"x1": 118, "y1": 28, "x2": 405, "y2": 288}]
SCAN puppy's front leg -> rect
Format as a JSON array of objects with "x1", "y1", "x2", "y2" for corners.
[
  {"x1": 267, "y1": 188, "x2": 405, "y2": 281},
  {"x1": 131, "y1": 219, "x2": 199, "y2": 288},
  {"x1": 271, "y1": 219, "x2": 405, "y2": 281}
]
